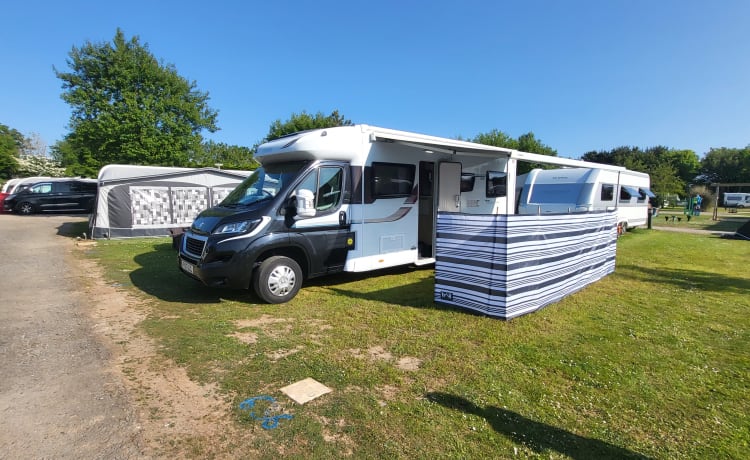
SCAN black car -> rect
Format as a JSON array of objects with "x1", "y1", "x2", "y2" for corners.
[{"x1": 3, "y1": 179, "x2": 97, "y2": 215}]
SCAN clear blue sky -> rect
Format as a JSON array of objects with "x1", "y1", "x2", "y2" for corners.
[{"x1": 2, "y1": 0, "x2": 749, "y2": 159}]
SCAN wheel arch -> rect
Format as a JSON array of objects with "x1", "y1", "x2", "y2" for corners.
[{"x1": 251, "y1": 245, "x2": 310, "y2": 287}]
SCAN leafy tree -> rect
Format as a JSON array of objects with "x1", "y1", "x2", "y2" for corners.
[
  {"x1": 0, "y1": 124, "x2": 24, "y2": 179},
  {"x1": 191, "y1": 140, "x2": 258, "y2": 170},
  {"x1": 472, "y1": 129, "x2": 557, "y2": 174},
  {"x1": 699, "y1": 147, "x2": 750, "y2": 184},
  {"x1": 16, "y1": 155, "x2": 66, "y2": 177},
  {"x1": 264, "y1": 110, "x2": 352, "y2": 142},
  {"x1": 582, "y1": 145, "x2": 701, "y2": 204},
  {"x1": 55, "y1": 28, "x2": 218, "y2": 177},
  {"x1": 471, "y1": 129, "x2": 518, "y2": 150}
]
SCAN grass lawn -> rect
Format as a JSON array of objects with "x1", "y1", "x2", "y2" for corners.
[
  {"x1": 85, "y1": 228, "x2": 750, "y2": 459},
  {"x1": 654, "y1": 208, "x2": 749, "y2": 233}
]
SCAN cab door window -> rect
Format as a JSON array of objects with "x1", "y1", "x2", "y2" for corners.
[{"x1": 297, "y1": 167, "x2": 344, "y2": 213}]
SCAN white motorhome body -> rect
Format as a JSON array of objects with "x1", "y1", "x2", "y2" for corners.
[
  {"x1": 517, "y1": 167, "x2": 653, "y2": 230},
  {"x1": 178, "y1": 125, "x2": 646, "y2": 304},
  {"x1": 724, "y1": 192, "x2": 750, "y2": 208}
]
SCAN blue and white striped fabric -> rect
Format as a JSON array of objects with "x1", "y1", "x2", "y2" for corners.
[{"x1": 434, "y1": 211, "x2": 617, "y2": 319}]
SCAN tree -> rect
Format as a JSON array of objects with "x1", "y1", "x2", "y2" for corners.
[
  {"x1": 0, "y1": 124, "x2": 24, "y2": 179},
  {"x1": 191, "y1": 140, "x2": 259, "y2": 170},
  {"x1": 472, "y1": 129, "x2": 557, "y2": 174},
  {"x1": 264, "y1": 110, "x2": 352, "y2": 142},
  {"x1": 699, "y1": 147, "x2": 750, "y2": 184},
  {"x1": 55, "y1": 29, "x2": 218, "y2": 177}
]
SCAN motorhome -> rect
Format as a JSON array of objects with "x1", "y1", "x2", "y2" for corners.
[
  {"x1": 178, "y1": 125, "x2": 648, "y2": 304},
  {"x1": 724, "y1": 192, "x2": 750, "y2": 208},
  {"x1": 516, "y1": 167, "x2": 654, "y2": 230}
]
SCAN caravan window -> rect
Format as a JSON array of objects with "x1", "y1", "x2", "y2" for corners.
[
  {"x1": 461, "y1": 173, "x2": 476, "y2": 193},
  {"x1": 372, "y1": 162, "x2": 415, "y2": 198},
  {"x1": 601, "y1": 184, "x2": 615, "y2": 201},
  {"x1": 486, "y1": 171, "x2": 507, "y2": 197},
  {"x1": 620, "y1": 185, "x2": 640, "y2": 202},
  {"x1": 528, "y1": 184, "x2": 580, "y2": 203}
]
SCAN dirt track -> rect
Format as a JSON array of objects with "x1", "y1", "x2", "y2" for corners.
[
  {"x1": 0, "y1": 214, "x2": 145, "y2": 458},
  {"x1": 0, "y1": 214, "x2": 243, "y2": 459}
]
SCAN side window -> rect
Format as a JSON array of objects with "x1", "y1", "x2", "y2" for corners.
[
  {"x1": 297, "y1": 166, "x2": 344, "y2": 212},
  {"x1": 31, "y1": 183, "x2": 53, "y2": 194},
  {"x1": 486, "y1": 171, "x2": 507, "y2": 197},
  {"x1": 620, "y1": 186, "x2": 639, "y2": 202},
  {"x1": 372, "y1": 162, "x2": 415, "y2": 198},
  {"x1": 601, "y1": 184, "x2": 615, "y2": 201},
  {"x1": 54, "y1": 182, "x2": 72, "y2": 193},
  {"x1": 461, "y1": 173, "x2": 476, "y2": 193}
]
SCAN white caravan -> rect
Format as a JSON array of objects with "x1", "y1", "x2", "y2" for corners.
[
  {"x1": 178, "y1": 125, "x2": 649, "y2": 303},
  {"x1": 724, "y1": 192, "x2": 750, "y2": 208},
  {"x1": 517, "y1": 167, "x2": 654, "y2": 230}
]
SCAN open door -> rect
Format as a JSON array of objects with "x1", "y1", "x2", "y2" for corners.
[
  {"x1": 418, "y1": 162, "x2": 435, "y2": 259},
  {"x1": 438, "y1": 162, "x2": 461, "y2": 212}
]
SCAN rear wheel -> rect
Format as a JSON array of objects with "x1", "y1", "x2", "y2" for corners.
[
  {"x1": 17, "y1": 202, "x2": 35, "y2": 215},
  {"x1": 253, "y1": 256, "x2": 303, "y2": 304}
]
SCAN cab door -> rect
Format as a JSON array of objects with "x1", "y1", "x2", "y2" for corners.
[{"x1": 289, "y1": 163, "x2": 352, "y2": 276}]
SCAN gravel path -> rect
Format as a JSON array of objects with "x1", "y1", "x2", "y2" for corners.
[{"x1": 0, "y1": 214, "x2": 145, "y2": 459}]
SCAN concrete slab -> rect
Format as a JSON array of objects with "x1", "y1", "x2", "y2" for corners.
[{"x1": 280, "y1": 378, "x2": 332, "y2": 404}]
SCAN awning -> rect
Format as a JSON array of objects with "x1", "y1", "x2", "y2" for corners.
[{"x1": 639, "y1": 188, "x2": 656, "y2": 198}]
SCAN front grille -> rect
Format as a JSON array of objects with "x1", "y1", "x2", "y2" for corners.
[{"x1": 184, "y1": 235, "x2": 206, "y2": 258}]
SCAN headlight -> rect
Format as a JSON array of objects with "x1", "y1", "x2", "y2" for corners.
[{"x1": 214, "y1": 220, "x2": 259, "y2": 235}]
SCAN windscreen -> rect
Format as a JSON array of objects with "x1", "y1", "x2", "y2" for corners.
[{"x1": 221, "y1": 161, "x2": 308, "y2": 206}]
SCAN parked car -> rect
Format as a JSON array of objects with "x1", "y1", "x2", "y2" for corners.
[{"x1": 3, "y1": 179, "x2": 98, "y2": 215}]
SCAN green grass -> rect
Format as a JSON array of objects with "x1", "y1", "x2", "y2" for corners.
[
  {"x1": 85, "y1": 229, "x2": 750, "y2": 459},
  {"x1": 655, "y1": 208, "x2": 748, "y2": 232}
]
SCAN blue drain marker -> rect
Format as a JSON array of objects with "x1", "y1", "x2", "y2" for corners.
[{"x1": 239, "y1": 396, "x2": 294, "y2": 430}]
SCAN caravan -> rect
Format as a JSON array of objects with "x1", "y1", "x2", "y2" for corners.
[
  {"x1": 178, "y1": 125, "x2": 648, "y2": 304},
  {"x1": 516, "y1": 167, "x2": 654, "y2": 230}
]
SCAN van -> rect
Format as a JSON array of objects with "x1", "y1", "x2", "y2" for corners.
[
  {"x1": 178, "y1": 125, "x2": 647, "y2": 304},
  {"x1": 724, "y1": 193, "x2": 750, "y2": 208},
  {"x1": 3, "y1": 178, "x2": 98, "y2": 215}
]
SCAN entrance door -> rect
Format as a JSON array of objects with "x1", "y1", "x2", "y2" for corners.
[
  {"x1": 438, "y1": 162, "x2": 461, "y2": 212},
  {"x1": 418, "y1": 162, "x2": 435, "y2": 258}
]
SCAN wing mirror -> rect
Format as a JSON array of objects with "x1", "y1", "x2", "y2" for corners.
[{"x1": 294, "y1": 189, "x2": 316, "y2": 219}]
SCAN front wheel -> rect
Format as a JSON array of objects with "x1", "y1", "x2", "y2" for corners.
[
  {"x1": 253, "y1": 256, "x2": 303, "y2": 304},
  {"x1": 17, "y1": 202, "x2": 35, "y2": 215}
]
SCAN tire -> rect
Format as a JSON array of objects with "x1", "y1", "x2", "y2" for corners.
[
  {"x1": 252, "y1": 256, "x2": 303, "y2": 304},
  {"x1": 17, "y1": 202, "x2": 35, "y2": 215}
]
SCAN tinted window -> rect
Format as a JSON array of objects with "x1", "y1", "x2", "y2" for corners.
[
  {"x1": 601, "y1": 184, "x2": 614, "y2": 201},
  {"x1": 53, "y1": 182, "x2": 72, "y2": 193},
  {"x1": 372, "y1": 162, "x2": 415, "y2": 198},
  {"x1": 461, "y1": 173, "x2": 475, "y2": 193},
  {"x1": 30, "y1": 183, "x2": 53, "y2": 194},
  {"x1": 528, "y1": 184, "x2": 580, "y2": 203},
  {"x1": 70, "y1": 181, "x2": 97, "y2": 193},
  {"x1": 486, "y1": 171, "x2": 507, "y2": 197}
]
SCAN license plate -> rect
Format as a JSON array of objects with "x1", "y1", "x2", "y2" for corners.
[{"x1": 181, "y1": 259, "x2": 195, "y2": 275}]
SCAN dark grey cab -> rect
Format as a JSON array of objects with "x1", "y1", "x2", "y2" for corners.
[
  {"x1": 178, "y1": 160, "x2": 354, "y2": 304},
  {"x1": 3, "y1": 179, "x2": 98, "y2": 215}
]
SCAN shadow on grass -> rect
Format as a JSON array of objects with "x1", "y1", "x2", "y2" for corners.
[
  {"x1": 126, "y1": 242, "x2": 448, "y2": 309},
  {"x1": 426, "y1": 392, "x2": 651, "y2": 459},
  {"x1": 128, "y1": 242, "x2": 258, "y2": 305},
  {"x1": 617, "y1": 264, "x2": 750, "y2": 294},
  {"x1": 54, "y1": 218, "x2": 89, "y2": 237}
]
